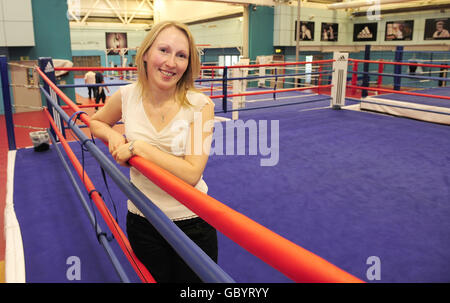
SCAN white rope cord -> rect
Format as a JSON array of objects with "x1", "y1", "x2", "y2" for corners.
[
  {"x1": 13, "y1": 124, "x2": 47, "y2": 130},
  {"x1": 12, "y1": 104, "x2": 45, "y2": 110},
  {"x1": 8, "y1": 62, "x2": 37, "y2": 69}
]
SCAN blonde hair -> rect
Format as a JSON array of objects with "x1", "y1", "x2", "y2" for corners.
[{"x1": 135, "y1": 21, "x2": 200, "y2": 106}]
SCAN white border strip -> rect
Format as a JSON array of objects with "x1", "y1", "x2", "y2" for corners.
[
  {"x1": 360, "y1": 97, "x2": 450, "y2": 125},
  {"x1": 4, "y1": 150, "x2": 26, "y2": 283}
]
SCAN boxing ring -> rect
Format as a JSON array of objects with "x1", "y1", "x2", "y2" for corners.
[
  {"x1": 347, "y1": 58, "x2": 450, "y2": 125},
  {"x1": 2, "y1": 54, "x2": 450, "y2": 283}
]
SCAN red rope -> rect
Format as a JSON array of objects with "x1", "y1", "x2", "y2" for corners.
[
  {"x1": 54, "y1": 60, "x2": 336, "y2": 71},
  {"x1": 347, "y1": 85, "x2": 450, "y2": 100},
  {"x1": 54, "y1": 66, "x2": 136, "y2": 71},
  {"x1": 208, "y1": 85, "x2": 333, "y2": 100},
  {"x1": 349, "y1": 58, "x2": 450, "y2": 69}
]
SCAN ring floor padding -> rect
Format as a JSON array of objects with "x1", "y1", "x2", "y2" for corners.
[{"x1": 369, "y1": 87, "x2": 450, "y2": 108}]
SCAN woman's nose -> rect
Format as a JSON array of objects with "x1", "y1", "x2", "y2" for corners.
[{"x1": 166, "y1": 54, "x2": 176, "y2": 67}]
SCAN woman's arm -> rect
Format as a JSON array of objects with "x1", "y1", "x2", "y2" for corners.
[
  {"x1": 112, "y1": 100, "x2": 215, "y2": 186},
  {"x1": 89, "y1": 90, "x2": 126, "y2": 154}
]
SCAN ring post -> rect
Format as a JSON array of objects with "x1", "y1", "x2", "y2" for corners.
[
  {"x1": 0, "y1": 56, "x2": 16, "y2": 150},
  {"x1": 439, "y1": 64, "x2": 448, "y2": 87},
  {"x1": 361, "y1": 45, "x2": 371, "y2": 98},
  {"x1": 377, "y1": 59, "x2": 384, "y2": 90},
  {"x1": 351, "y1": 61, "x2": 358, "y2": 95},
  {"x1": 331, "y1": 52, "x2": 348, "y2": 109},
  {"x1": 393, "y1": 46, "x2": 404, "y2": 91},
  {"x1": 222, "y1": 66, "x2": 228, "y2": 113},
  {"x1": 273, "y1": 67, "x2": 278, "y2": 100},
  {"x1": 317, "y1": 65, "x2": 323, "y2": 95},
  {"x1": 38, "y1": 57, "x2": 66, "y2": 140},
  {"x1": 231, "y1": 67, "x2": 241, "y2": 121}
]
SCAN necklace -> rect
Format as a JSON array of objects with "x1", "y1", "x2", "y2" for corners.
[
  {"x1": 144, "y1": 93, "x2": 177, "y2": 123},
  {"x1": 154, "y1": 100, "x2": 176, "y2": 123}
]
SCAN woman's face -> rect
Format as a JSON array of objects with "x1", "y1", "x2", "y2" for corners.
[{"x1": 144, "y1": 26, "x2": 190, "y2": 92}]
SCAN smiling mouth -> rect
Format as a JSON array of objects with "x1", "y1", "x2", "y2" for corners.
[{"x1": 160, "y1": 69, "x2": 176, "y2": 77}]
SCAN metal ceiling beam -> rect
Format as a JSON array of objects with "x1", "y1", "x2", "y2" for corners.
[
  {"x1": 187, "y1": 0, "x2": 276, "y2": 6},
  {"x1": 328, "y1": 0, "x2": 411, "y2": 9},
  {"x1": 127, "y1": 0, "x2": 147, "y2": 24},
  {"x1": 81, "y1": 0, "x2": 101, "y2": 23},
  {"x1": 104, "y1": 0, "x2": 126, "y2": 24}
]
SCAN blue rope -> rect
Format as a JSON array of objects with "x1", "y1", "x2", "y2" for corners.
[{"x1": 68, "y1": 110, "x2": 88, "y2": 128}]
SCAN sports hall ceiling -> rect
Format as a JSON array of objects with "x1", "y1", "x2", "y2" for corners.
[{"x1": 67, "y1": 0, "x2": 450, "y2": 26}]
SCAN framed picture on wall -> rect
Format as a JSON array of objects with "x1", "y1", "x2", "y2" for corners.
[
  {"x1": 105, "y1": 32, "x2": 128, "y2": 55},
  {"x1": 321, "y1": 23, "x2": 338, "y2": 42},
  {"x1": 385, "y1": 20, "x2": 414, "y2": 41},
  {"x1": 294, "y1": 21, "x2": 315, "y2": 41},
  {"x1": 353, "y1": 23, "x2": 378, "y2": 41},
  {"x1": 424, "y1": 18, "x2": 450, "y2": 40}
]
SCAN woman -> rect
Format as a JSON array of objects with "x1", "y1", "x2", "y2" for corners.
[{"x1": 89, "y1": 21, "x2": 217, "y2": 282}]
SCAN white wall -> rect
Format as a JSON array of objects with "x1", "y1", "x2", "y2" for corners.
[
  {"x1": 70, "y1": 23, "x2": 148, "y2": 51},
  {"x1": 0, "y1": 0, "x2": 34, "y2": 46},
  {"x1": 189, "y1": 17, "x2": 243, "y2": 48}
]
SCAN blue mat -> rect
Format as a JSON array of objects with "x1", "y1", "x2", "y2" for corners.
[
  {"x1": 205, "y1": 108, "x2": 450, "y2": 283},
  {"x1": 13, "y1": 142, "x2": 140, "y2": 282},
  {"x1": 12, "y1": 106, "x2": 450, "y2": 283}
]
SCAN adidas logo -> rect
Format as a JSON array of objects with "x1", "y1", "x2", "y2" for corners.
[
  {"x1": 337, "y1": 55, "x2": 347, "y2": 62},
  {"x1": 44, "y1": 62, "x2": 54, "y2": 73}
]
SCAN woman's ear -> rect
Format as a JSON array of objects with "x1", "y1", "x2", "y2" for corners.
[{"x1": 143, "y1": 49, "x2": 149, "y2": 63}]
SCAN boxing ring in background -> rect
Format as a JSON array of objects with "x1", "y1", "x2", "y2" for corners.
[
  {"x1": 3, "y1": 53, "x2": 450, "y2": 283},
  {"x1": 347, "y1": 58, "x2": 450, "y2": 125},
  {"x1": 1, "y1": 56, "x2": 363, "y2": 283}
]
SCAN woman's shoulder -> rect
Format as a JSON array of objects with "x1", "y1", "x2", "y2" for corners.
[
  {"x1": 120, "y1": 82, "x2": 139, "y2": 100},
  {"x1": 120, "y1": 82, "x2": 138, "y2": 93},
  {"x1": 186, "y1": 90, "x2": 214, "y2": 111}
]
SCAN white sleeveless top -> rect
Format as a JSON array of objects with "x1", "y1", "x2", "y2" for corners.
[{"x1": 120, "y1": 83, "x2": 213, "y2": 221}]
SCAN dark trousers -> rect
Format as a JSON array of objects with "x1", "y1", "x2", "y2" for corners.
[
  {"x1": 87, "y1": 86, "x2": 95, "y2": 99},
  {"x1": 95, "y1": 89, "x2": 106, "y2": 110},
  {"x1": 126, "y1": 211, "x2": 218, "y2": 283}
]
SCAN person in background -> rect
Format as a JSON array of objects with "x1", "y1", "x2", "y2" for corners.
[
  {"x1": 94, "y1": 72, "x2": 110, "y2": 110},
  {"x1": 300, "y1": 23, "x2": 312, "y2": 40},
  {"x1": 433, "y1": 20, "x2": 450, "y2": 38},
  {"x1": 84, "y1": 70, "x2": 96, "y2": 100}
]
